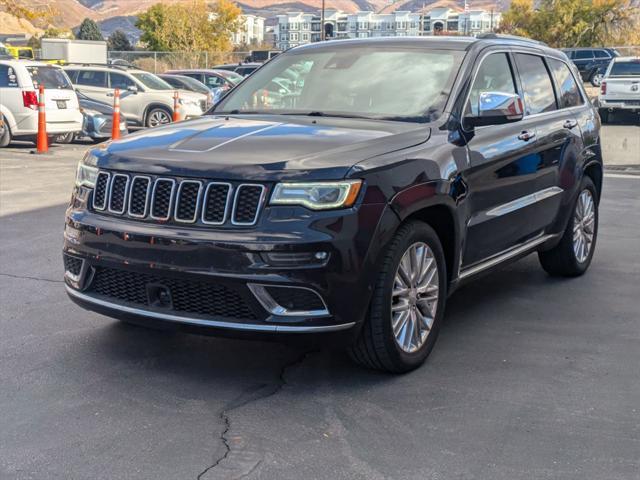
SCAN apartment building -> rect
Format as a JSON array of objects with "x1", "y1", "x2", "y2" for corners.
[{"x1": 274, "y1": 7, "x2": 501, "y2": 50}]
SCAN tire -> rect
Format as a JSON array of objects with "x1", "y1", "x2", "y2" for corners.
[
  {"x1": 349, "y1": 221, "x2": 447, "y2": 373},
  {"x1": 590, "y1": 72, "x2": 604, "y2": 87},
  {"x1": 598, "y1": 109, "x2": 609, "y2": 124},
  {"x1": 0, "y1": 115, "x2": 11, "y2": 147},
  {"x1": 145, "y1": 107, "x2": 172, "y2": 128},
  {"x1": 538, "y1": 176, "x2": 598, "y2": 277}
]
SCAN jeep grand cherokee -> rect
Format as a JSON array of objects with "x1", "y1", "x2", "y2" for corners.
[{"x1": 63, "y1": 35, "x2": 602, "y2": 373}]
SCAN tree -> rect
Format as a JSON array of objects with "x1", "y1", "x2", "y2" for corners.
[
  {"x1": 108, "y1": 30, "x2": 133, "y2": 51},
  {"x1": 499, "y1": 0, "x2": 640, "y2": 47},
  {"x1": 136, "y1": 0, "x2": 242, "y2": 53},
  {"x1": 76, "y1": 18, "x2": 104, "y2": 41}
]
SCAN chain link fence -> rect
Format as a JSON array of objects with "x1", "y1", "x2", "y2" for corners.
[{"x1": 107, "y1": 51, "x2": 251, "y2": 73}]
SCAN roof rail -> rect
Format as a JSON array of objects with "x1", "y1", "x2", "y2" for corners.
[
  {"x1": 476, "y1": 33, "x2": 548, "y2": 46},
  {"x1": 61, "y1": 62, "x2": 133, "y2": 71}
]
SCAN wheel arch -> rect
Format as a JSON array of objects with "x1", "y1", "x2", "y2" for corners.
[{"x1": 583, "y1": 160, "x2": 603, "y2": 204}]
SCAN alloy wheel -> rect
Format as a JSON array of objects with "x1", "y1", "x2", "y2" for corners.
[
  {"x1": 573, "y1": 189, "x2": 595, "y2": 263},
  {"x1": 148, "y1": 110, "x2": 171, "y2": 127},
  {"x1": 591, "y1": 73, "x2": 604, "y2": 87},
  {"x1": 391, "y1": 242, "x2": 440, "y2": 353}
]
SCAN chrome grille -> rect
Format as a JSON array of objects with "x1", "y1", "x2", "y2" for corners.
[{"x1": 92, "y1": 171, "x2": 265, "y2": 227}]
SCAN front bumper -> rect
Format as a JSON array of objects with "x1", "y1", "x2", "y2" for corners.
[{"x1": 63, "y1": 191, "x2": 387, "y2": 339}]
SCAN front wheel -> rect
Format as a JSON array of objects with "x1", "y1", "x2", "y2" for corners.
[
  {"x1": 538, "y1": 177, "x2": 598, "y2": 277},
  {"x1": 145, "y1": 107, "x2": 172, "y2": 128},
  {"x1": 349, "y1": 221, "x2": 447, "y2": 373},
  {"x1": 0, "y1": 115, "x2": 11, "y2": 147}
]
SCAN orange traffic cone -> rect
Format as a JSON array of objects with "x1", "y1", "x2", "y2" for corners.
[
  {"x1": 36, "y1": 85, "x2": 48, "y2": 153},
  {"x1": 173, "y1": 90, "x2": 180, "y2": 122},
  {"x1": 111, "y1": 88, "x2": 121, "y2": 140}
]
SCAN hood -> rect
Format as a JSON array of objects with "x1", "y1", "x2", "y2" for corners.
[{"x1": 95, "y1": 115, "x2": 431, "y2": 181}]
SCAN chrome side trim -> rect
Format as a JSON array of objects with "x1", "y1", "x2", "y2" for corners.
[
  {"x1": 127, "y1": 175, "x2": 152, "y2": 219},
  {"x1": 201, "y1": 182, "x2": 233, "y2": 226},
  {"x1": 92, "y1": 172, "x2": 110, "y2": 211},
  {"x1": 107, "y1": 173, "x2": 130, "y2": 215},
  {"x1": 486, "y1": 187, "x2": 563, "y2": 217},
  {"x1": 65, "y1": 286, "x2": 354, "y2": 333},
  {"x1": 150, "y1": 178, "x2": 177, "y2": 221},
  {"x1": 248, "y1": 283, "x2": 330, "y2": 317},
  {"x1": 459, "y1": 233, "x2": 559, "y2": 280},
  {"x1": 231, "y1": 184, "x2": 266, "y2": 226},
  {"x1": 174, "y1": 180, "x2": 203, "y2": 223}
]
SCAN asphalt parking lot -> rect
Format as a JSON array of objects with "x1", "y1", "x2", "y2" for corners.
[{"x1": 1, "y1": 120, "x2": 639, "y2": 479}]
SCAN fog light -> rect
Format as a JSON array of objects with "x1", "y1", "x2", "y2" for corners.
[{"x1": 314, "y1": 251, "x2": 328, "y2": 260}]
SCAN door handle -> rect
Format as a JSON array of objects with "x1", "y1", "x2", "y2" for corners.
[
  {"x1": 518, "y1": 130, "x2": 536, "y2": 141},
  {"x1": 563, "y1": 119, "x2": 578, "y2": 129},
  {"x1": 106, "y1": 93, "x2": 114, "y2": 97}
]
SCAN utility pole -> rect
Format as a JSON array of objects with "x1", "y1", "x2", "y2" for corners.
[{"x1": 321, "y1": 0, "x2": 325, "y2": 41}]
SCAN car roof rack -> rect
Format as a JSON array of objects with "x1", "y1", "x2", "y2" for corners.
[
  {"x1": 62, "y1": 62, "x2": 134, "y2": 71},
  {"x1": 476, "y1": 33, "x2": 548, "y2": 46}
]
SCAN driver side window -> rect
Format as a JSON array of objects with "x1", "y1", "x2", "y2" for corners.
[{"x1": 467, "y1": 53, "x2": 517, "y2": 117}]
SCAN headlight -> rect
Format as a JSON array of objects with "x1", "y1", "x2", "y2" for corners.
[
  {"x1": 178, "y1": 99, "x2": 199, "y2": 107},
  {"x1": 270, "y1": 180, "x2": 362, "y2": 210},
  {"x1": 75, "y1": 151, "x2": 99, "y2": 188}
]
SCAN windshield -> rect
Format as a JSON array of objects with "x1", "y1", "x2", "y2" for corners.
[
  {"x1": 610, "y1": 60, "x2": 640, "y2": 77},
  {"x1": 131, "y1": 72, "x2": 173, "y2": 90},
  {"x1": 215, "y1": 46, "x2": 464, "y2": 122},
  {"x1": 26, "y1": 66, "x2": 72, "y2": 89}
]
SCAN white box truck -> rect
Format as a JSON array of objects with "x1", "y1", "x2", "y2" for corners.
[{"x1": 40, "y1": 39, "x2": 107, "y2": 64}]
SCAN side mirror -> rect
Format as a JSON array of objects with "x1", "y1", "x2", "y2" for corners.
[
  {"x1": 465, "y1": 91, "x2": 524, "y2": 127},
  {"x1": 127, "y1": 85, "x2": 138, "y2": 94}
]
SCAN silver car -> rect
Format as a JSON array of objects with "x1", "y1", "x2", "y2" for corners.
[{"x1": 64, "y1": 65, "x2": 208, "y2": 128}]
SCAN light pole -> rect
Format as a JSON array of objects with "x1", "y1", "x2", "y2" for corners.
[{"x1": 321, "y1": 0, "x2": 325, "y2": 41}]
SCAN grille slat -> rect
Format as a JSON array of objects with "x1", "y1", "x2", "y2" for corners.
[
  {"x1": 151, "y1": 179, "x2": 175, "y2": 220},
  {"x1": 93, "y1": 172, "x2": 110, "y2": 210},
  {"x1": 128, "y1": 176, "x2": 151, "y2": 218},
  {"x1": 232, "y1": 185, "x2": 264, "y2": 225},
  {"x1": 202, "y1": 183, "x2": 232, "y2": 225},
  {"x1": 88, "y1": 266, "x2": 258, "y2": 320},
  {"x1": 108, "y1": 174, "x2": 129, "y2": 214},
  {"x1": 174, "y1": 181, "x2": 202, "y2": 223},
  {"x1": 93, "y1": 171, "x2": 264, "y2": 227}
]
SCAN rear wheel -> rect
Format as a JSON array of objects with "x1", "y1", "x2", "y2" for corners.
[
  {"x1": 145, "y1": 107, "x2": 172, "y2": 128},
  {"x1": 590, "y1": 72, "x2": 604, "y2": 87},
  {"x1": 0, "y1": 115, "x2": 11, "y2": 147},
  {"x1": 53, "y1": 132, "x2": 74, "y2": 144},
  {"x1": 349, "y1": 221, "x2": 447, "y2": 373},
  {"x1": 538, "y1": 177, "x2": 598, "y2": 277}
]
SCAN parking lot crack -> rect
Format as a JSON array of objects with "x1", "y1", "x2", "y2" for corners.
[
  {"x1": 197, "y1": 349, "x2": 317, "y2": 479},
  {"x1": 0, "y1": 272, "x2": 63, "y2": 284}
]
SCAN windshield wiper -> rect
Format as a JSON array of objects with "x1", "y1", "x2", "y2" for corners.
[
  {"x1": 213, "y1": 110, "x2": 269, "y2": 115},
  {"x1": 282, "y1": 111, "x2": 377, "y2": 120}
]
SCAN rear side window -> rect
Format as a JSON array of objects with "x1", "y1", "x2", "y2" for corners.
[
  {"x1": 547, "y1": 58, "x2": 583, "y2": 108},
  {"x1": 109, "y1": 72, "x2": 136, "y2": 90},
  {"x1": 467, "y1": 53, "x2": 517, "y2": 116},
  {"x1": 594, "y1": 50, "x2": 610, "y2": 59},
  {"x1": 26, "y1": 66, "x2": 72, "y2": 89},
  {"x1": 65, "y1": 69, "x2": 79, "y2": 83},
  {"x1": 514, "y1": 54, "x2": 556, "y2": 115},
  {"x1": 574, "y1": 51, "x2": 593, "y2": 60},
  {"x1": 76, "y1": 70, "x2": 107, "y2": 88},
  {"x1": 0, "y1": 65, "x2": 19, "y2": 87}
]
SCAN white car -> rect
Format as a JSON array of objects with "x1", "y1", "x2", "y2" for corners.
[
  {"x1": 0, "y1": 60, "x2": 83, "y2": 147},
  {"x1": 598, "y1": 56, "x2": 640, "y2": 123},
  {"x1": 64, "y1": 65, "x2": 208, "y2": 128}
]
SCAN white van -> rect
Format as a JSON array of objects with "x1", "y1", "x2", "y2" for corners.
[{"x1": 0, "y1": 60, "x2": 83, "y2": 147}]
